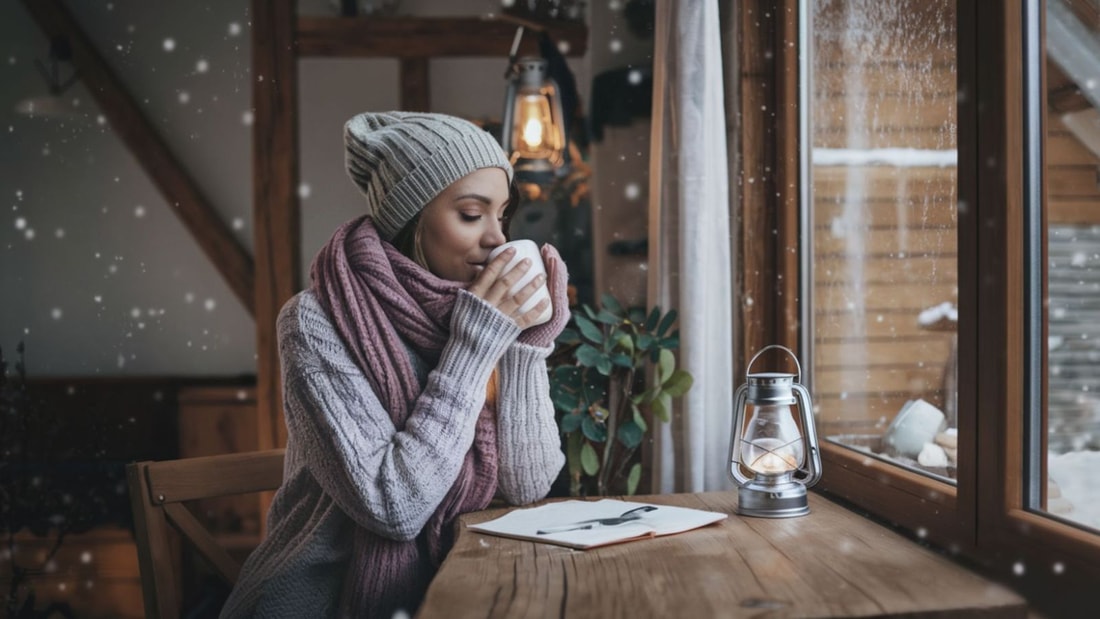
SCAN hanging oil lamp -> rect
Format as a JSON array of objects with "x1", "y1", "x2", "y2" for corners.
[{"x1": 728, "y1": 345, "x2": 822, "y2": 517}]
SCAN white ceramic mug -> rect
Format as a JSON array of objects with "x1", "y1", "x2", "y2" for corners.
[
  {"x1": 883, "y1": 399, "x2": 947, "y2": 458},
  {"x1": 488, "y1": 239, "x2": 553, "y2": 326}
]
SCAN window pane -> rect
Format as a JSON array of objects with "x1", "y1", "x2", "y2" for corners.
[
  {"x1": 807, "y1": 0, "x2": 958, "y2": 482},
  {"x1": 1042, "y1": 0, "x2": 1100, "y2": 531}
]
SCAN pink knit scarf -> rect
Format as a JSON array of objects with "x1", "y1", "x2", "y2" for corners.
[{"x1": 310, "y1": 216, "x2": 499, "y2": 617}]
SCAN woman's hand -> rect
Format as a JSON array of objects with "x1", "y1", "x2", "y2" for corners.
[
  {"x1": 466, "y1": 247, "x2": 551, "y2": 330},
  {"x1": 517, "y1": 244, "x2": 571, "y2": 348}
]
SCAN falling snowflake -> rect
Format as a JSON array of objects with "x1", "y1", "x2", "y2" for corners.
[
  {"x1": 228, "y1": 22, "x2": 242, "y2": 36},
  {"x1": 609, "y1": 39, "x2": 622, "y2": 53},
  {"x1": 232, "y1": 217, "x2": 245, "y2": 230},
  {"x1": 627, "y1": 69, "x2": 643, "y2": 85},
  {"x1": 624, "y1": 183, "x2": 641, "y2": 200},
  {"x1": 298, "y1": 183, "x2": 312, "y2": 199},
  {"x1": 55, "y1": 228, "x2": 65, "y2": 238},
  {"x1": 195, "y1": 59, "x2": 209, "y2": 73},
  {"x1": 163, "y1": 38, "x2": 176, "y2": 52},
  {"x1": 557, "y1": 41, "x2": 571, "y2": 54},
  {"x1": 1012, "y1": 561, "x2": 1025, "y2": 576},
  {"x1": 178, "y1": 91, "x2": 191, "y2": 104},
  {"x1": 134, "y1": 205, "x2": 146, "y2": 218},
  {"x1": 51, "y1": 308, "x2": 63, "y2": 320},
  {"x1": 14, "y1": 217, "x2": 26, "y2": 230},
  {"x1": 241, "y1": 110, "x2": 254, "y2": 126},
  {"x1": 204, "y1": 298, "x2": 216, "y2": 311}
]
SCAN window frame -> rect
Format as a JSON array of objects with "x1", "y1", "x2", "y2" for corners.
[{"x1": 752, "y1": 0, "x2": 1100, "y2": 609}]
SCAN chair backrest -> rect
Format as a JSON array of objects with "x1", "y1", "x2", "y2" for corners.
[{"x1": 127, "y1": 449, "x2": 285, "y2": 619}]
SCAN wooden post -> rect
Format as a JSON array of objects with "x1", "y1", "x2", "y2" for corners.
[
  {"x1": 252, "y1": 0, "x2": 300, "y2": 461},
  {"x1": 400, "y1": 58, "x2": 431, "y2": 112}
]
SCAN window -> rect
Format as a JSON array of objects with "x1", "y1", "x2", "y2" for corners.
[
  {"x1": 744, "y1": 0, "x2": 1100, "y2": 611},
  {"x1": 1037, "y1": 0, "x2": 1100, "y2": 536},
  {"x1": 806, "y1": 0, "x2": 960, "y2": 485}
]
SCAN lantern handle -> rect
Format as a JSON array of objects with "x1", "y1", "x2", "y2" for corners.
[{"x1": 746, "y1": 344, "x2": 801, "y2": 384}]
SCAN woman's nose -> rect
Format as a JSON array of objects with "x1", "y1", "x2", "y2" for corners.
[{"x1": 483, "y1": 221, "x2": 507, "y2": 247}]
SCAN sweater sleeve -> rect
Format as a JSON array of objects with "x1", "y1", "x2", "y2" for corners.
[
  {"x1": 494, "y1": 340, "x2": 566, "y2": 505},
  {"x1": 277, "y1": 290, "x2": 520, "y2": 541}
]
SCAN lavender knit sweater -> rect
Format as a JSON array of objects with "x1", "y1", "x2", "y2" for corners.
[{"x1": 219, "y1": 289, "x2": 565, "y2": 618}]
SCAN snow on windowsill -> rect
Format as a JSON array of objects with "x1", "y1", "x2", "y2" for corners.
[
  {"x1": 1049, "y1": 450, "x2": 1100, "y2": 531},
  {"x1": 813, "y1": 148, "x2": 958, "y2": 168}
]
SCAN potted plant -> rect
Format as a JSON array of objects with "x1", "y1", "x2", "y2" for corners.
[{"x1": 549, "y1": 294, "x2": 693, "y2": 497}]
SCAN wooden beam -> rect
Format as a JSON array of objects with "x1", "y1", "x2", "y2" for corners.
[
  {"x1": 738, "y1": 0, "x2": 781, "y2": 372},
  {"x1": 252, "y1": 0, "x2": 300, "y2": 454},
  {"x1": 400, "y1": 58, "x2": 431, "y2": 112},
  {"x1": 20, "y1": 0, "x2": 255, "y2": 317},
  {"x1": 296, "y1": 16, "x2": 588, "y2": 58}
]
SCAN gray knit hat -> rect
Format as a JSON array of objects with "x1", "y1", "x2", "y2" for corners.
[{"x1": 344, "y1": 111, "x2": 514, "y2": 241}]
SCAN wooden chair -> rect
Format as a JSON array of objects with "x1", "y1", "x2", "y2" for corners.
[{"x1": 127, "y1": 449, "x2": 285, "y2": 619}]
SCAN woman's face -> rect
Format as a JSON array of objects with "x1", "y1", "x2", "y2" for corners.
[{"x1": 418, "y1": 167, "x2": 511, "y2": 282}]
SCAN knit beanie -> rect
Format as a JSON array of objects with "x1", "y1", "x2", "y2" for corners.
[{"x1": 344, "y1": 111, "x2": 514, "y2": 241}]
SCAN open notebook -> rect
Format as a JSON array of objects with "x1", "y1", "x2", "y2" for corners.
[{"x1": 467, "y1": 499, "x2": 728, "y2": 550}]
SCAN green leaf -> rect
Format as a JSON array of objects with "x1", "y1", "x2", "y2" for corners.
[
  {"x1": 626, "y1": 463, "x2": 642, "y2": 495},
  {"x1": 581, "y1": 370, "x2": 607, "y2": 404},
  {"x1": 582, "y1": 304, "x2": 598, "y2": 320},
  {"x1": 652, "y1": 392, "x2": 672, "y2": 423},
  {"x1": 644, "y1": 306, "x2": 661, "y2": 331},
  {"x1": 556, "y1": 328, "x2": 581, "y2": 345},
  {"x1": 637, "y1": 334, "x2": 655, "y2": 351},
  {"x1": 596, "y1": 356, "x2": 613, "y2": 376},
  {"x1": 658, "y1": 349, "x2": 675, "y2": 384},
  {"x1": 662, "y1": 370, "x2": 694, "y2": 397},
  {"x1": 617, "y1": 421, "x2": 644, "y2": 449},
  {"x1": 581, "y1": 415, "x2": 607, "y2": 442},
  {"x1": 595, "y1": 309, "x2": 621, "y2": 325},
  {"x1": 632, "y1": 403, "x2": 648, "y2": 432},
  {"x1": 574, "y1": 314, "x2": 603, "y2": 343},
  {"x1": 560, "y1": 412, "x2": 584, "y2": 433},
  {"x1": 615, "y1": 333, "x2": 634, "y2": 355},
  {"x1": 601, "y1": 293, "x2": 624, "y2": 316},
  {"x1": 628, "y1": 307, "x2": 646, "y2": 324},
  {"x1": 553, "y1": 365, "x2": 581, "y2": 387},
  {"x1": 657, "y1": 308, "x2": 678, "y2": 337},
  {"x1": 576, "y1": 344, "x2": 602, "y2": 367},
  {"x1": 610, "y1": 352, "x2": 633, "y2": 368},
  {"x1": 660, "y1": 334, "x2": 681, "y2": 350},
  {"x1": 567, "y1": 432, "x2": 584, "y2": 476},
  {"x1": 552, "y1": 388, "x2": 579, "y2": 413},
  {"x1": 580, "y1": 442, "x2": 600, "y2": 476}
]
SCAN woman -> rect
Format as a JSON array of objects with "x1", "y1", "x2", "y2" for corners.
[{"x1": 221, "y1": 112, "x2": 569, "y2": 618}]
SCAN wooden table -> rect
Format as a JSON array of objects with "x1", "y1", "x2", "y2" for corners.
[{"x1": 419, "y1": 491, "x2": 1026, "y2": 618}]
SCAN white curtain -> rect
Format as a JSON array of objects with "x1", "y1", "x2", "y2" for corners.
[{"x1": 648, "y1": 0, "x2": 736, "y2": 493}]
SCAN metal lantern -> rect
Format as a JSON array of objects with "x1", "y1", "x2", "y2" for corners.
[
  {"x1": 500, "y1": 56, "x2": 567, "y2": 185},
  {"x1": 728, "y1": 345, "x2": 822, "y2": 518}
]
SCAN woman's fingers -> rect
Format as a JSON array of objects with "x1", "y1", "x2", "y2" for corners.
[
  {"x1": 485, "y1": 258, "x2": 532, "y2": 306},
  {"x1": 514, "y1": 296, "x2": 551, "y2": 329},
  {"x1": 468, "y1": 247, "x2": 515, "y2": 297}
]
